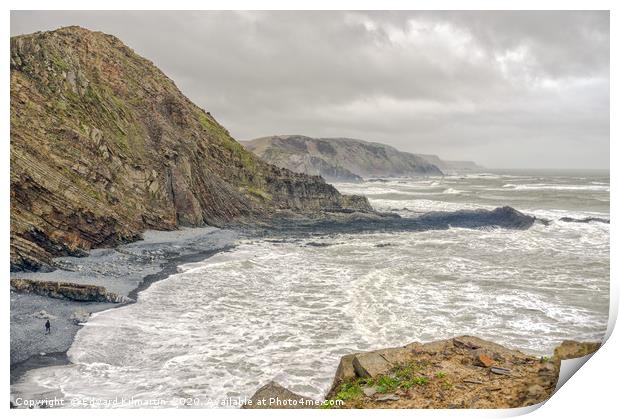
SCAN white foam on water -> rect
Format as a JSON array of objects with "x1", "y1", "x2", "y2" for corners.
[
  {"x1": 502, "y1": 183, "x2": 609, "y2": 192},
  {"x1": 12, "y1": 172, "x2": 609, "y2": 408},
  {"x1": 368, "y1": 198, "x2": 489, "y2": 215}
]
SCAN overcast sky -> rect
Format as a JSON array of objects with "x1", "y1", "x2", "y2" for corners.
[{"x1": 11, "y1": 11, "x2": 609, "y2": 169}]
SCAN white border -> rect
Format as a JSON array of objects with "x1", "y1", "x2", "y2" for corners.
[{"x1": 3, "y1": 1, "x2": 616, "y2": 418}]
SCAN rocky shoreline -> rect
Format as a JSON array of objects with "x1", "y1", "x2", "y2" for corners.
[
  {"x1": 10, "y1": 206, "x2": 540, "y2": 387},
  {"x1": 244, "y1": 337, "x2": 600, "y2": 409},
  {"x1": 10, "y1": 217, "x2": 601, "y2": 409},
  {"x1": 10, "y1": 227, "x2": 238, "y2": 383},
  {"x1": 10, "y1": 278, "x2": 132, "y2": 304},
  {"x1": 10, "y1": 26, "x2": 377, "y2": 272}
]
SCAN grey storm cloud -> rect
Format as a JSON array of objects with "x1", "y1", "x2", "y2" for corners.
[{"x1": 11, "y1": 10, "x2": 609, "y2": 169}]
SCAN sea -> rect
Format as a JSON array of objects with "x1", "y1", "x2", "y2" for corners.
[{"x1": 12, "y1": 169, "x2": 610, "y2": 408}]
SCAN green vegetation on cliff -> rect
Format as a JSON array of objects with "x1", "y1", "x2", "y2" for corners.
[
  {"x1": 243, "y1": 135, "x2": 445, "y2": 181},
  {"x1": 10, "y1": 26, "x2": 371, "y2": 270}
]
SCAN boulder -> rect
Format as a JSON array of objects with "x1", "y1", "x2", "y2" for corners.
[
  {"x1": 352, "y1": 352, "x2": 391, "y2": 379},
  {"x1": 242, "y1": 381, "x2": 316, "y2": 409},
  {"x1": 327, "y1": 353, "x2": 357, "y2": 395}
]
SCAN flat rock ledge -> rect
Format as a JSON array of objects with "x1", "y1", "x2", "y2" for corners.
[
  {"x1": 10, "y1": 278, "x2": 131, "y2": 304},
  {"x1": 246, "y1": 336, "x2": 600, "y2": 409}
]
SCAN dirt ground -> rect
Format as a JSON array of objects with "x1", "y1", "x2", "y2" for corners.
[{"x1": 323, "y1": 336, "x2": 600, "y2": 409}]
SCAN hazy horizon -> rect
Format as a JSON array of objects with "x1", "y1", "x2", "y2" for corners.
[{"x1": 11, "y1": 11, "x2": 610, "y2": 170}]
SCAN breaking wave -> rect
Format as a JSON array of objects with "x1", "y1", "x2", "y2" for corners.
[{"x1": 11, "y1": 170, "x2": 609, "y2": 408}]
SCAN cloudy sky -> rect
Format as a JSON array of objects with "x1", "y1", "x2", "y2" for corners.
[{"x1": 11, "y1": 11, "x2": 609, "y2": 169}]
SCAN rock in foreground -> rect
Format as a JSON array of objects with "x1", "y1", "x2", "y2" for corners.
[
  {"x1": 246, "y1": 336, "x2": 600, "y2": 409},
  {"x1": 242, "y1": 381, "x2": 317, "y2": 409},
  {"x1": 325, "y1": 336, "x2": 600, "y2": 408}
]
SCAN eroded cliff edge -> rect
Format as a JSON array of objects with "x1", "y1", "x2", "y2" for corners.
[{"x1": 10, "y1": 26, "x2": 371, "y2": 271}]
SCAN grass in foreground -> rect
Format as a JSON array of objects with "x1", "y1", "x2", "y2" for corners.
[{"x1": 323, "y1": 360, "x2": 449, "y2": 408}]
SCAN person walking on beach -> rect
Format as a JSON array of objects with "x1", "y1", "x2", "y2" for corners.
[{"x1": 45, "y1": 319, "x2": 51, "y2": 335}]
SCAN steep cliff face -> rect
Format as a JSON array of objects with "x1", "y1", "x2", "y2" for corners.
[
  {"x1": 10, "y1": 27, "x2": 370, "y2": 271},
  {"x1": 245, "y1": 136, "x2": 364, "y2": 182},
  {"x1": 243, "y1": 135, "x2": 444, "y2": 180},
  {"x1": 417, "y1": 154, "x2": 485, "y2": 174}
]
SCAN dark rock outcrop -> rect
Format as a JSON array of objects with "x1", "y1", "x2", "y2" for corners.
[
  {"x1": 416, "y1": 206, "x2": 536, "y2": 230},
  {"x1": 10, "y1": 27, "x2": 370, "y2": 270},
  {"x1": 10, "y1": 278, "x2": 130, "y2": 303},
  {"x1": 268, "y1": 206, "x2": 536, "y2": 235}
]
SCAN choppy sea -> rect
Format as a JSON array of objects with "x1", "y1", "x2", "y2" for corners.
[{"x1": 12, "y1": 169, "x2": 610, "y2": 407}]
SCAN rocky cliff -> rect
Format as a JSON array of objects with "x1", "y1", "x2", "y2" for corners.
[
  {"x1": 10, "y1": 27, "x2": 371, "y2": 271},
  {"x1": 243, "y1": 135, "x2": 444, "y2": 181},
  {"x1": 418, "y1": 154, "x2": 485, "y2": 174}
]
